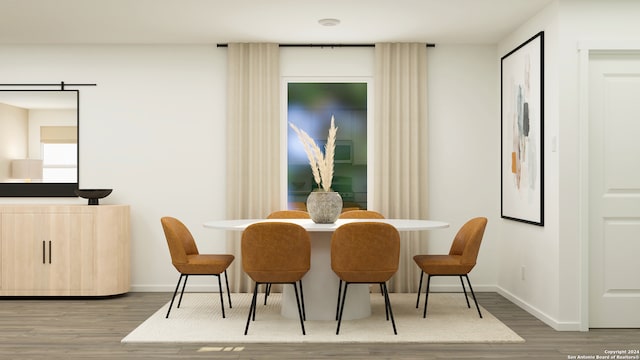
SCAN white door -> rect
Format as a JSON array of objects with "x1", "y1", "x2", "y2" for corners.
[{"x1": 589, "y1": 51, "x2": 640, "y2": 327}]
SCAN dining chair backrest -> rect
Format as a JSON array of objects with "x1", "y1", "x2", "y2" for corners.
[
  {"x1": 339, "y1": 210, "x2": 385, "y2": 219},
  {"x1": 241, "y1": 222, "x2": 311, "y2": 283},
  {"x1": 448, "y1": 217, "x2": 487, "y2": 267},
  {"x1": 267, "y1": 210, "x2": 311, "y2": 219},
  {"x1": 161, "y1": 216, "x2": 200, "y2": 267},
  {"x1": 331, "y1": 222, "x2": 400, "y2": 282}
]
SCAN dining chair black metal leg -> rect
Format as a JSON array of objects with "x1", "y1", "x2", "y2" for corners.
[
  {"x1": 416, "y1": 271, "x2": 424, "y2": 308},
  {"x1": 254, "y1": 283, "x2": 265, "y2": 321},
  {"x1": 335, "y1": 279, "x2": 343, "y2": 320},
  {"x1": 216, "y1": 274, "x2": 226, "y2": 318},
  {"x1": 382, "y1": 282, "x2": 389, "y2": 320},
  {"x1": 459, "y1": 275, "x2": 471, "y2": 308},
  {"x1": 298, "y1": 280, "x2": 306, "y2": 320},
  {"x1": 177, "y1": 274, "x2": 189, "y2": 308},
  {"x1": 336, "y1": 282, "x2": 350, "y2": 335},
  {"x1": 464, "y1": 275, "x2": 482, "y2": 318},
  {"x1": 379, "y1": 283, "x2": 384, "y2": 296},
  {"x1": 166, "y1": 274, "x2": 184, "y2": 318},
  {"x1": 263, "y1": 283, "x2": 270, "y2": 305},
  {"x1": 224, "y1": 270, "x2": 232, "y2": 308},
  {"x1": 244, "y1": 283, "x2": 259, "y2": 335},
  {"x1": 292, "y1": 282, "x2": 306, "y2": 335},
  {"x1": 423, "y1": 274, "x2": 432, "y2": 318},
  {"x1": 382, "y1": 282, "x2": 397, "y2": 335}
]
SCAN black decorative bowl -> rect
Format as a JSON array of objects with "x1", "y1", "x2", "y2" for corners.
[{"x1": 74, "y1": 189, "x2": 113, "y2": 205}]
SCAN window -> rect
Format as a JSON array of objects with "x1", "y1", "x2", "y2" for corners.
[
  {"x1": 40, "y1": 126, "x2": 78, "y2": 183},
  {"x1": 287, "y1": 82, "x2": 368, "y2": 210},
  {"x1": 42, "y1": 143, "x2": 77, "y2": 182}
]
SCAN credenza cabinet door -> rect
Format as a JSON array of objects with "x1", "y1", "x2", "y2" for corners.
[
  {"x1": 0, "y1": 205, "x2": 129, "y2": 296},
  {"x1": 1, "y1": 212, "x2": 95, "y2": 292}
]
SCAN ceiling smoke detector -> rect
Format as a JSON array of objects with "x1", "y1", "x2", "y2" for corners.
[{"x1": 318, "y1": 18, "x2": 340, "y2": 26}]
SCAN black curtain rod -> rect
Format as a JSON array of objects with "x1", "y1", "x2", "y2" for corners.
[
  {"x1": 217, "y1": 43, "x2": 435, "y2": 48},
  {"x1": 0, "y1": 82, "x2": 96, "y2": 90},
  {"x1": 0, "y1": 84, "x2": 97, "y2": 86}
]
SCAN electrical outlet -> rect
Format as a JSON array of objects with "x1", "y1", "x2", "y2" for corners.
[{"x1": 521, "y1": 266, "x2": 526, "y2": 280}]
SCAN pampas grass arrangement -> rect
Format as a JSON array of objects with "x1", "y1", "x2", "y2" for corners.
[{"x1": 289, "y1": 116, "x2": 338, "y2": 192}]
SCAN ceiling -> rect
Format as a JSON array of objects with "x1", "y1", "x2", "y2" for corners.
[{"x1": 0, "y1": 0, "x2": 553, "y2": 45}]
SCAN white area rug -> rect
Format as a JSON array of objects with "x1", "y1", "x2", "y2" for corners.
[{"x1": 122, "y1": 293, "x2": 524, "y2": 343}]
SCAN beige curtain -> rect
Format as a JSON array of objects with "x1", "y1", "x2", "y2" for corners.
[
  {"x1": 374, "y1": 43, "x2": 429, "y2": 293},
  {"x1": 225, "y1": 43, "x2": 280, "y2": 292}
]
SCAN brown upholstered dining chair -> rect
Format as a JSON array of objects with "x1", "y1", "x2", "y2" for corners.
[
  {"x1": 331, "y1": 222, "x2": 401, "y2": 335},
  {"x1": 161, "y1": 216, "x2": 234, "y2": 318},
  {"x1": 262, "y1": 210, "x2": 311, "y2": 305},
  {"x1": 338, "y1": 209, "x2": 386, "y2": 295},
  {"x1": 413, "y1": 217, "x2": 487, "y2": 318},
  {"x1": 241, "y1": 222, "x2": 311, "y2": 335},
  {"x1": 339, "y1": 209, "x2": 384, "y2": 219},
  {"x1": 267, "y1": 210, "x2": 311, "y2": 219}
]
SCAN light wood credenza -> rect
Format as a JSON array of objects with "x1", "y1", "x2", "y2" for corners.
[{"x1": 0, "y1": 204, "x2": 130, "y2": 296}]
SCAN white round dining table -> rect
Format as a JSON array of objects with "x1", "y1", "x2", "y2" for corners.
[{"x1": 203, "y1": 218, "x2": 449, "y2": 321}]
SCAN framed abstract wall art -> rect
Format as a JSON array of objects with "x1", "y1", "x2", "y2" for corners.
[{"x1": 501, "y1": 31, "x2": 544, "y2": 226}]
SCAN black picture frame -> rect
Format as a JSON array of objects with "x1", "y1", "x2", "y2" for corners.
[{"x1": 500, "y1": 31, "x2": 544, "y2": 226}]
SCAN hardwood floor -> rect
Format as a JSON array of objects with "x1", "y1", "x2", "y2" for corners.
[{"x1": 0, "y1": 292, "x2": 637, "y2": 359}]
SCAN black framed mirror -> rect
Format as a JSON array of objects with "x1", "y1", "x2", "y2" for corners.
[{"x1": 0, "y1": 89, "x2": 79, "y2": 197}]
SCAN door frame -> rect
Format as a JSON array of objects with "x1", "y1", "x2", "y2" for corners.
[{"x1": 578, "y1": 41, "x2": 640, "y2": 331}]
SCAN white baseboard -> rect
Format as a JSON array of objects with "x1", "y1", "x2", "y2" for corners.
[
  {"x1": 496, "y1": 286, "x2": 583, "y2": 331},
  {"x1": 131, "y1": 284, "x2": 222, "y2": 293},
  {"x1": 130, "y1": 283, "x2": 497, "y2": 293},
  {"x1": 426, "y1": 283, "x2": 497, "y2": 293}
]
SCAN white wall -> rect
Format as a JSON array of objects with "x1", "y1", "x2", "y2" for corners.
[
  {"x1": 0, "y1": 44, "x2": 500, "y2": 293},
  {"x1": 0, "y1": 103, "x2": 28, "y2": 180},
  {"x1": 427, "y1": 45, "x2": 500, "y2": 291},
  {"x1": 497, "y1": 1, "x2": 563, "y2": 328},
  {"x1": 0, "y1": 45, "x2": 229, "y2": 291},
  {"x1": 497, "y1": 0, "x2": 640, "y2": 331}
]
